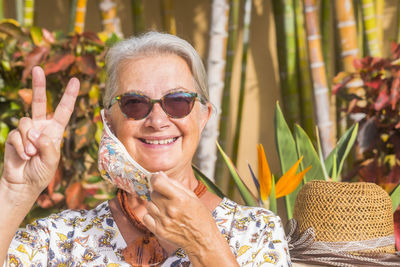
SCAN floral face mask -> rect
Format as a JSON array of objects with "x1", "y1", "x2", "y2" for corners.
[{"x1": 98, "y1": 109, "x2": 152, "y2": 200}]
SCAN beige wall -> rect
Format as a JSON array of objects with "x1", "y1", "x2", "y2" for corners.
[{"x1": 3, "y1": 0, "x2": 399, "y2": 202}]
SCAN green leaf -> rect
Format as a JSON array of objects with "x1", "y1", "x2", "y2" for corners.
[
  {"x1": 274, "y1": 102, "x2": 299, "y2": 219},
  {"x1": 390, "y1": 184, "x2": 400, "y2": 213},
  {"x1": 192, "y1": 164, "x2": 225, "y2": 199},
  {"x1": 216, "y1": 142, "x2": 258, "y2": 206},
  {"x1": 269, "y1": 175, "x2": 277, "y2": 214},
  {"x1": 30, "y1": 26, "x2": 43, "y2": 46},
  {"x1": 332, "y1": 153, "x2": 337, "y2": 181},
  {"x1": 0, "y1": 122, "x2": 9, "y2": 145},
  {"x1": 1, "y1": 60, "x2": 10, "y2": 71},
  {"x1": 294, "y1": 124, "x2": 325, "y2": 182},
  {"x1": 325, "y1": 123, "x2": 358, "y2": 178},
  {"x1": 86, "y1": 176, "x2": 103, "y2": 184},
  {"x1": 316, "y1": 127, "x2": 329, "y2": 180},
  {"x1": 105, "y1": 33, "x2": 120, "y2": 47}
]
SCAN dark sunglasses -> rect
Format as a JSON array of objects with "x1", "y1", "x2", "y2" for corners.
[{"x1": 108, "y1": 91, "x2": 206, "y2": 120}]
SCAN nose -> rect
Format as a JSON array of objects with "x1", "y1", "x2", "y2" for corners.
[{"x1": 143, "y1": 102, "x2": 170, "y2": 130}]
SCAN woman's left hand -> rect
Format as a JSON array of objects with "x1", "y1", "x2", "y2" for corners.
[{"x1": 142, "y1": 172, "x2": 239, "y2": 267}]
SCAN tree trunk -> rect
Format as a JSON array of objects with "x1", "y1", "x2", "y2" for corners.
[
  {"x1": 16, "y1": 0, "x2": 23, "y2": 25},
  {"x1": 361, "y1": 0, "x2": 382, "y2": 57},
  {"x1": 23, "y1": 0, "x2": 34, "y2": 27},
  {"x1": 215, "y1": 0, "x2": 239, "y2": 188},
  {"x1": 375, "y1": 0, "x2": 384, "y2": 54},
  {"x1": 131, "y1": 0, "x2": 145, "y2": 34},
  {"x1": 272, "y1": 0, "x2": 301, "y2": 128},
  {"x1": 161, "y1": 0, "x2": 177, "y2": 35},
  {"x1": 74, "y1": 0, "x2": 87, "y2": 34},
  {"x1": 334, "y1": 0, "x2": 359, "y2": 72},
  {"x1": 304, "y1": 0, "x2": 334, "y2": 157},
  {"x1": 230, "y1": 0, "x2": 252, "y2": 196},
  {"x1": 196, "y1": 0, "x2": 229, "y2": 181},
  {"x1": 99, "y1": 0, "x2": 123, "y2": 37},
  {"x1": 295, "y1": 0, "x2": 315, "y2": 140}
]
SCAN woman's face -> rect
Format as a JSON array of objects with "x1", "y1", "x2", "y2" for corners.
[{"x1": 109, "y1": 54, "x2": 211, "y2": 174}]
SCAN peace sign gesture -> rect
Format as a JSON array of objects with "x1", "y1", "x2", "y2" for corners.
[{"x1": 1, "y1": 66, "x2": 80, "y2": 198}]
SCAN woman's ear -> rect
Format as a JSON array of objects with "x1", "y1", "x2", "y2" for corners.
[{"x1": 199, "y1": 102, "x2": 212, "y2": 132}]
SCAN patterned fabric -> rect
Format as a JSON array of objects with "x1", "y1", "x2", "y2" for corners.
[
  {"x1": 5, "y1": 198, "x2": 292, "y2": 266},
  {"x1": 98, "y1": 109, "x2": 152, "y2": 200}
]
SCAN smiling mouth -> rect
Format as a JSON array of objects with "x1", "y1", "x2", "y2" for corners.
[{"x1": 139, "y1": 137, "x2": 179, "y2": 145}]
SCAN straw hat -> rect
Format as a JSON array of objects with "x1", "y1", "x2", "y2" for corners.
[
  {"x1": 286, "y1": 180, "x2": 400, "y2": 266},
  {"x1": 292, "y1": 180, "x2": 395, "y2": 254}
]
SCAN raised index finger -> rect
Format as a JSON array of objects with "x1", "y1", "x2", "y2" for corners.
[
  {"x1": 32, "y1": 66, "x2": 47, "y2": 121},
  {"x1": 53, "y1": 78, "x2": 80, "y2": 128}
]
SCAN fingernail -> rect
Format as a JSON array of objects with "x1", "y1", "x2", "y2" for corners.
[
  {"x1": 22, "y1": 153, "x2": 30, "y2": 161},
  {"x1": 28, "y1": 128, "x2": 40, "y2": 141},
  {"x1": 26, "y1": 143, "x2": 37, "y2": 155}
]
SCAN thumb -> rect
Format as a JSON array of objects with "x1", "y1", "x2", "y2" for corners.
[{"x1": 28, "y1": 129, "x2": 60, "y2": 167}]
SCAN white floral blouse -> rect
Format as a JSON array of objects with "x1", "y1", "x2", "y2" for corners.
[{"x1": 5, "y1": 198, "x2": 292, "y2": 266}]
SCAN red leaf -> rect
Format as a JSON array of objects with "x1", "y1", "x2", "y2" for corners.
[
  {"x1": 22, "y1": 46, "x2": 49, "y2": 82},
  {"x1": 358, "y1": 159, "x2": 384, "y2": 184},
  {"x1": 374, "y1": 89, "x2": 389, "y2": 110},
  {"x1": 42, "y1": 28, "x2": 55, "y2": 44},
  {"x1": 390, "y1": 77, "x2": 400, "y2": 110},
  {"x1": 65, "y1": 182, "x2": 85, "y2": 209},
  {"x1": 44, "y1": 54, "x2": 75, "y2": 75},
  {"x1": 365, "y1": 79, "x2": 382, "y2": 90},
  {"x1": 75, "y1": 55, "x2": 97, "y2": 76},
  {"x1": 18, "y1": 89, "x2": 32, "y2": 106},
  {"x1": 353, "y1": 58, "x2": 370, "y2": 70},
  {"x1": 383, "y1": 165, "x2": 400, "y2": 192},
  {"x1": 36, "y1": 192, "x2": 64, "y2": 208},
  {"x1": 81, "y1": 32, "x2": 103, "y2": 45},
  {"x1": 394, "y1": 207, "x2": 400, "y2": 250},
  {"x1": 392, "y1": 42, "x2": 400, "y2": 59},
  {"x1": 47, "y1": 165, "x2": 62, "y2": 197}
]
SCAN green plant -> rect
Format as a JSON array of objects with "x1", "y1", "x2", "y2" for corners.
[
  {"x1": 215, "y1": 102, "x2": 358, "y2": 221},
  {"x1": 0, "y1": 20, "x2": 120, "y2": 224},
  {"x1": 333, "y1": 43, "x2": 400, "y2": 193}
]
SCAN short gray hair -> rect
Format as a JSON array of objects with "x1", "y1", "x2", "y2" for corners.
[{"x1": 103, "y1": 32, "x2": 209, "y2": 108}]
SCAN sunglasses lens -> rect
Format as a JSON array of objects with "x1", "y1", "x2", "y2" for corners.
[
  {"x1": 162, "y1": 92, "x2": 195, "y2": 118},
  {"x1": 119, "y1": 94, "x2": 151, "y2": 119}
]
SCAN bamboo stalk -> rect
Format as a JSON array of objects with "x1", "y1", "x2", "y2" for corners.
[
  {"x1": 334, "y1": 0, "x2": 359, "y2": 72},
  {"x1": 0, "y1": 0, "x2": 4, "y2": 21},
  {"x1": 131, "y1": 0, "x2": 145, "y2": 34},
  {"x1": 361, "y1": 0, "x2": 381, "y2": 57},
  {"x1": 375, "y1": 0, "x2": 384, "y2": 53},
  {"x1": 335, "y1": 0, "x2": 360, "y2": 142},
  {"x1": 161, "y1": 0, "x2": 177, "y2": 35},
  {"x1": 230, "y1": 0, "x2": 252, "y2": 196},
  {"x1": 99, "y1": 0, "x2": 123, "y2": 37},
  {"x1": 398, "y1": 1, "x2": 400, "y2": 44},
  {"x1": 23, "y1": 0, "x2": 34, "y2": 27},
  {"x1": 16, "y1": 0, "x2": 24, "y2": 25},
  {"x1": 304, "y1": 0, "x2": 334, "y2": 157},
  {"x1": 74, "y1": 0, "x2": 87, "y2": 34},
  {"x1": 69, "y1": 0, "x2": 78, "y2": 33},
  {"x1": 272, "y1": 0, "x2": 301, "y2": 128},
  {"x1": 295, "y1": 0, "x2": 315, "y2": 140},
  {"x1": 214, "y1": 0, "x2": 239, "y2": 188},
  {"x1": 196, "y1": 0, "x2": 229, "y2": 180},
  {"x1": 354, "y1": 0, "x2": 365, "y2": 58}
]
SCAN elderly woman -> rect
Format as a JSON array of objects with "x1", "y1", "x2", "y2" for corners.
[{"x1": 0, "y1": 32, "x2": 291, "y2": 266}]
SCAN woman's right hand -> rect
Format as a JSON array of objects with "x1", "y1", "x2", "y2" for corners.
[{"x1": 1, "y1": 66, "x2": 79, "y2": 199}]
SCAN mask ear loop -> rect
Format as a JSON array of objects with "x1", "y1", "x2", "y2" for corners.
[{"x1": 100, "y1": 109, "x2": 153, "y2": 192}]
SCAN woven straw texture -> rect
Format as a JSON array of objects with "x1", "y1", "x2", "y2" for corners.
[{"x1": 293, "y1": 181, "x2": 394, "y2": 254}]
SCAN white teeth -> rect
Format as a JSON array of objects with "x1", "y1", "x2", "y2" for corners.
[{"x1": 143, "y1": 138, "x2": 177, "y2": 145}]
